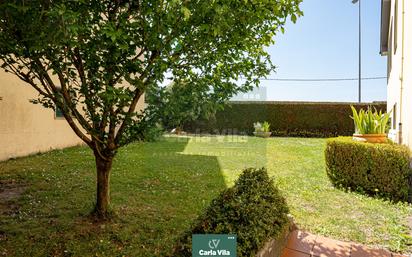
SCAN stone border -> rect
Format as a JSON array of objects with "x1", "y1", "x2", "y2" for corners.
[{"x1": 256, "y1": 218, "x2": 297, "y2": 257}]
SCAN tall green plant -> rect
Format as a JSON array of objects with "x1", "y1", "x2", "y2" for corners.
[
  {"x1": 262, "y1": 121, "x2": 271, "y2": 132},
  {"x1": 254, "y1": 121, "x2": 271, "y2": 132},
  {"x1": 350, "y1": 106, "x2": 391, "y2": 134}
]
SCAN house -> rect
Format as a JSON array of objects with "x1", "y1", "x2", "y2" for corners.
[
  {"x1": 0, "y1": 69, "x2": 144, "y2": 161},
  {"x1": 380, "y1": 0, "x2": 412, "y2": 148}
]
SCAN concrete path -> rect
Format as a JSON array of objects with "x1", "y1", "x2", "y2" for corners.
[{"x1": 281, "y1": 230, "x2": 409, "y2": 257}]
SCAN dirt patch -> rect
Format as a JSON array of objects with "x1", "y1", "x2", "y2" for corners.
[{"x1": 0, "y1": 180, "x2": 27, "y2": 215}]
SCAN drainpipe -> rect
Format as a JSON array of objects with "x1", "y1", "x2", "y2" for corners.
[{"x1": 399, "y1": 0, "x2": 405, "y2": 144}]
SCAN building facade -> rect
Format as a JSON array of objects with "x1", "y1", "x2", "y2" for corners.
[
  {"x1": 0, "y1": 70, "x2": 144, "y2": 161},
  {"x1": 381, "y1": 0, "x2": 412, "y2": 149}
]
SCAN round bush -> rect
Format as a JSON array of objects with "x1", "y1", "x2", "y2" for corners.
[{"x1": 172, "y1": 167, "x2": 289, "y2": 257}]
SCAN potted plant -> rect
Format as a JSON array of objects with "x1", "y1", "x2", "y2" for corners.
[
  {"x1": 350, "y1": 106, "x2": 391, "y2": 143},
  {"x1": 253, "y1": 121, "x2": 272, "y2": 138}
]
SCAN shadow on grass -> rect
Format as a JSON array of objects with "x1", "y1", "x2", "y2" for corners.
[{"x1": 0, "y1": 137, "x2": 227, "y2": 257}]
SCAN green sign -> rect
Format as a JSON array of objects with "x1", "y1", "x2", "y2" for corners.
[{"x1": 192, "y1": 234, "x2": 237, "y2": 257}]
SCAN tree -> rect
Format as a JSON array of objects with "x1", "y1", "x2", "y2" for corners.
[
  {"x1": 0, "y1": 0, "x2": 302, "y2": 219},
  {"x1": 146, "y1": 80, "x2": 221, "y2": 133}
]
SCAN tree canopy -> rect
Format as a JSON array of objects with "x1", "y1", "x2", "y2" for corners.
[
  {"x1": 0, "y1": 0, "x2": 302, "y2": 217},
  {"x1": 146, "y1": 80, "x2": 222, "y2": 132}
]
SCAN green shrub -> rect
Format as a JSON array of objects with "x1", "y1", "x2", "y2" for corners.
[
  {"x1": 123, "y1": 114, "x2": 164, "y2": 142},
  {"x1": 325, "y1": 137, "x2": 411, "y2": 202},
  {"x1": 172, "y1": 168, "x2": 289, "y2": 257},
  {"x1": 184, "y1": 102, "x2": 387, "y2": 138}
]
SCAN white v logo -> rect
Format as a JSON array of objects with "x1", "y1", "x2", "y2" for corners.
[{"x1": 208, "y1": 239, "x2": 220, "y2": 249}]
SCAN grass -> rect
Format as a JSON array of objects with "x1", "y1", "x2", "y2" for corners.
[{"x1": 0, "y1": 135, "x2": 411, "y2": 256}]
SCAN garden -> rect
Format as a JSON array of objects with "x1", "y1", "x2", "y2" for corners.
[
  {"x1": 1, "y1": 119, "x2": 412, "y2": 256},
  {"x1": 0, "y1": 1, "x2": 411, "y2": 256}
]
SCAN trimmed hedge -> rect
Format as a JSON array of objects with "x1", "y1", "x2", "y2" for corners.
[
  {"x1": 184, "y1": 101, "x2": 387, "y2": 137},
  {"x1": 325, "y1": 137, "x2": 412, "y2": 202},
  {"x1": 172, "y1": 168, "x2": 289, "y2": 257}
]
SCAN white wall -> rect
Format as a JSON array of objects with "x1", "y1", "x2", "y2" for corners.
[{"x1": 386, "y1": 0, "x2": 412, "y2": 149}]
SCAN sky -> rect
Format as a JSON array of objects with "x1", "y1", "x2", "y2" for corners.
[{"x1": 233, "y1": 0, "x2": 388, "y2": 103}]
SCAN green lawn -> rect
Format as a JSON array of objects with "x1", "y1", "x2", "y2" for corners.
[{"x1": 0, "y1": 136, "x2": 411, "y2": 256}]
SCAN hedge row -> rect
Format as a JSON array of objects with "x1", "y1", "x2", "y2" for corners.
[
  {"x1": 184, "y1": 101, "x2": 387, "y2": 137},
  {"x1": 172, "y1": 168, "x2": 290, "y2": 257},
  {"x1": 325, "y1": 137, "x2": 412, "y2": 202}
]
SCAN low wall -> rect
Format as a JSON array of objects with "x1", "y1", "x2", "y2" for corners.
[{"x1": 184, "y1": 101, "x2": 387, "y2": 138}]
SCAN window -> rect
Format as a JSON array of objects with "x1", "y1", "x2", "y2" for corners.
[
  {"x1": 394, "y1": 0, "x2": 398, "y2": 54},
  {"x1": 54, "y1": 87, "x2": 65, "y2": 119},
  {"x1": 55, "y1": 106, "x2": 65, "y2": 119},
  {"x1": 392, "y1": 103, "x2": 397, "y2": 130},
  {"x1": 387, "y1": 18, "x2": 393, "y2": 78}
]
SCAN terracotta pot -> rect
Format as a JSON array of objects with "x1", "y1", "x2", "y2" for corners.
[
  {"x1": 253, "y1": 131, "x2": 272, "y2": 138},
  {"x1": 352, "y1": 133, "x2": 387, "y2": 143}
]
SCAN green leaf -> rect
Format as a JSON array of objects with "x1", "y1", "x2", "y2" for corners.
[
  {"x1": 291, "y1": 14, "x2": 297, "y2": 23},
  {"x1": 181, "y1": 6, "x2": 191, "y2": 20}
]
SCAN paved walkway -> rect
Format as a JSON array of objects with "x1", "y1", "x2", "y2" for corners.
[{"x1": 281, "y1": 230, "x2": 409, "y2": 257}]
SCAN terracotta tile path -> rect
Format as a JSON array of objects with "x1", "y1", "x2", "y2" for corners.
[{"x1": 281, "y1": 230, "x2": 410, "y2": 257}]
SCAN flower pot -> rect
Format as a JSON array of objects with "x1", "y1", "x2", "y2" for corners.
[
  {"x1": 171, "y1": 127, "x2": 184, "y2": 135},
  {"x1": 253, "y1": 131, "x2": 272, "y2": 138},
  {"x1": 352, "y1": 133, "x2": 387, "y2": 143}
]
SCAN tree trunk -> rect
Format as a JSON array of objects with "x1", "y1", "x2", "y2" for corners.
[{"x1": 93, "y1": 153, "x2": 113, "y2": 219}]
